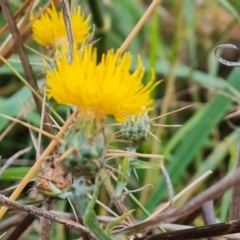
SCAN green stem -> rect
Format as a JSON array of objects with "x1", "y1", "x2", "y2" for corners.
[
  {"x1": 99, "y1": 169, "x2": 136, "y2": 226},
  {"x1": 110, "y1": 172, "x2": 166, "y2": 233},
  {"x1": 87, "y1": 0, "x2": 107, "y2": 60}
]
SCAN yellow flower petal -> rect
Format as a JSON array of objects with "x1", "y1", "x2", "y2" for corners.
[
  {"x1": 46, "y1": 45, "x2": 159, "y2": 122},
  {"x1": 31, "y1": 4, "x2": 91, "y2": 47}
]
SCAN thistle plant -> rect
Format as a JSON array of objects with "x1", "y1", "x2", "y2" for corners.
[
  {"x1": 0, "y1": 1, "x2": 168, "y2": 239},
  {"x1": 40, "y1": 15, "x2": 160, "y2": 237},
  {"x1": 3, "y1": 1, "x2": 240, "y2": 240}
]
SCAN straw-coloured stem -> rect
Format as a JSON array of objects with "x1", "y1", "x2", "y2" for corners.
[{"x1": 0, "y1": 110, "x2": 79, "y2": 219}]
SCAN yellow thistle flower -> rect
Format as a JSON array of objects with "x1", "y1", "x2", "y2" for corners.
[
  {"x1": 46, "y1": 45, "x2": 159, "y2": 122},
  {"x1": 31, "y1": 4, "x2": 91, "y2": 47}
]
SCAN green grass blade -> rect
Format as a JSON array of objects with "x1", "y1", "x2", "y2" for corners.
[
  {"x1": 146, "y1": 66, "x2": 240, "y2": 212},
  {"x1": 218, "y1": 0, "x2": 240, "y2": 22}
]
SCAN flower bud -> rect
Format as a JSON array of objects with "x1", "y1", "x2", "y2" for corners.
[
  {"x1": 60, "y1": 127, "x2": 106, "y2": 176},
  {"x1": 121, "y1": 113, "x2": 151, "y2": 143}
]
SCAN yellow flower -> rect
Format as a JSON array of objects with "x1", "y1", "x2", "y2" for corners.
[
  {"x1": 46, "y1": 45, "x2": 159, "y2": 122},
  {"x1": 31, "y1": 4, "x2": 91, "y2": 47}
]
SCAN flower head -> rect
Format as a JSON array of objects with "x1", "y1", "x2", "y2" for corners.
[
  {"x1": 31, "y1": 4, "x2": 91, "y2": 47},
  {"x1": 46, "y1": 45, "x2": 159, "y2": 122}
]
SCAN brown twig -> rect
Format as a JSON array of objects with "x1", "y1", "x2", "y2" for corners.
[
  {"x1": 229, "y1": 145, "x2": 240, "y2": 220},
  {"x1": 99, "y1": 169, "x2": 136, "y2": 226},
  {"x1": 0, "y1": 0, "x2": 53, "y2": 136},
  {"x1": 114, "y1": 166, "x2": 240, "y2": 235},
  {"x1": 214, "y1": 44, "x2": 240, "y2": 222},
  {"x1": 158, "y1": 223, "x2": 240, "y2": 239},
  {"x1": 40, "y1": 199, "x2": 53, "y2": 240},
  {"x1": 6, "y1": 213, "x2": 36, "y2": 240},
  {"x1": 134, "y1": 220, "x2": 240, "y2": 240},
  {"x1": 201, "y1": 201, "x2": 219, "y2": 240},
  {"x1": 0, "y1": 213, "x2": 29, "y2": 232},
  {"x1": 0, "y1": 0, "x2": 32, "y2": 38},
  {"x1": 0, "y1": 194, "x2": 91, "y2": 235},
  {"x1": 0, "y1": 1, "x2": 52, "y2": 63}
]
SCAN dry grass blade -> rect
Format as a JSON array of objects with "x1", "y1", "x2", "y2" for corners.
[
  {"x1": 145, "y1": 170, "x2": 212, "y2": 221},
  {"x1": 152, "y1": 124, "x2": 182, "y2": 127},
  {"x1": 159, "y1": 159, "x2": 174, "y2": 210},
  {"x1": 119, "y1": 0, "x2": 161, "y2": 54},
  {"x1": 0, "y1": 0, "x2": 53, "y2": 137},
  {"x1": 215, "y1": 44, "x2": 240, "y2": 67},
  {"x1": 100, "y1": 169, "x2": 136, "y2": 226},
  {"x1": 0, "y1": 0, "x2": 32, "y2": 38},
  {"x1": 0, "y1": 180, "x2": 35, "y2": 195},
  {"x1": 0, "y1": 114, "x2": 63, "y2": 143},
  {"x1": 0, "y1": 0, "x2": 36, "y2": 60},
  {"x1": 0, "y1": 110, "x2": 79, "y2": 219},
  {"x1": 150, "y1": 104, "x2": 193, "y2": 122},
  {"x1": 115, "y1": 167, "x2": 240, "y2": 234},
  {"x1": 0, "y1": 99, "x2": 34, "y2": 142},
  {"x1": 0, "y1": 232, "x2": 7, "y2": 239},
  {"x1": 106, "y1": 149, "x2": 164, "y2": 159},
  {"x1": 59, "y1": 0, "x2": 73, "y2": 61},
  {"x1": 0, "y1": 0, "x2": 52, "y2": 65},
  {"x1": 0, "y1": 146, "x2": 31, "y2": 177},
  {"x1": 36, "y1": 92, "x2": 47, "y2": 158}
]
